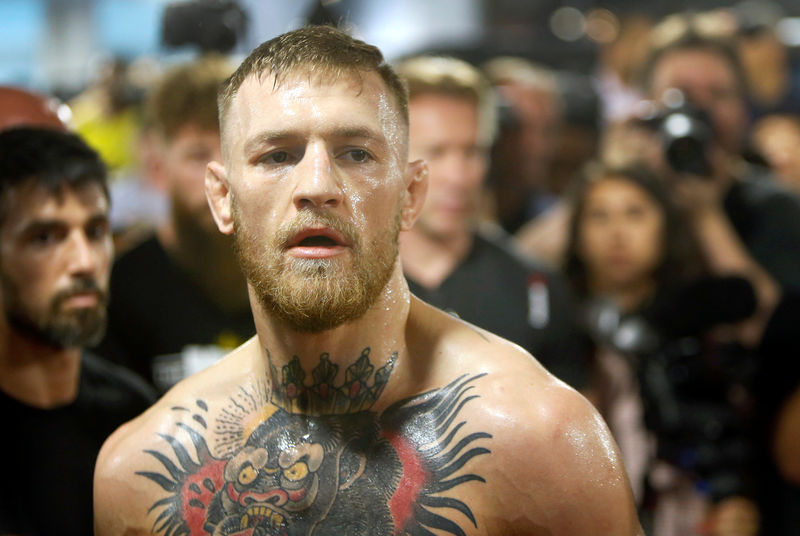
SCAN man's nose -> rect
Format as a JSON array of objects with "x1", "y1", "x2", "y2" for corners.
[
  {"x1": 292, "y1": 145, "x2": 343, "y2": 210},
  {"x1": 67, "y1": 231, "x2": 99, "y2": 275},
  {"x1": 438, "y1": 153, "x2": 468, "y2": 185}
]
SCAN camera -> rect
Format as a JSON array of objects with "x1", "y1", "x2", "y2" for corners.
[
  {"x1": 581, "y1": 288, "x2": 757, "y2": 500},
  {"x1": 161, "y1": 0, "x2": 247, "y2": 54},
  {"x1": 637, "y1": 88, "x2": 714, "y2": 177}
]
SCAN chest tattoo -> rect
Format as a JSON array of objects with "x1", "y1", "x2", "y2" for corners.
[{"x1": 137, "y1": 348, "x2": 491, "y2": 535}]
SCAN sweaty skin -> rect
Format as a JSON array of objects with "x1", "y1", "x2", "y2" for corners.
[
  {"x1": 96, "y1": 300, "x2": 641, "y2": 535},
  {"x1": 94, "y1": 70, "x2": 642, "y2": 536}
]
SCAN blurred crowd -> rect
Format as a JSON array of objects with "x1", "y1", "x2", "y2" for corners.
[{"x1": 3, "y1": 2, "x2": 800, "y2": 535}]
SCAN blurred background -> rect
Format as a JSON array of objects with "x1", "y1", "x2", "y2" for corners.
[
  {"x1": 5, "y1": 0, "x2": 800, "y2": 96},
  {"x1": 5, "y1": 2, "x2": 800, "y2": 534}
]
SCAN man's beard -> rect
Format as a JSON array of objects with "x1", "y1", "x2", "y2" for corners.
[
  {"x1": 172, "y1": 196, "x2": 230, "y2": 255},
  {"x1": 2, "y1": 276, "x2": 108, "y2": 349},
  {"x1": 232, "y1": 203, "x2": 400, "y2": 333}
]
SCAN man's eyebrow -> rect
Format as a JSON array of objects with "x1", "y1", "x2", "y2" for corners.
[
  {"x1": 328, "y1": 126, "x2": 385, "y2": 143},
  {"x1": 243, "y1": 130, "x2": 296, "y2": 155},
  {"x1": 243, "y1": 126, "x2": 386, "y2": 155},
  {"x1": 19, "y1": 211, "x2": 109, "y2": 232},
  {"x1": 86, "y1": 213, "x2": 111, "y2": 225}
]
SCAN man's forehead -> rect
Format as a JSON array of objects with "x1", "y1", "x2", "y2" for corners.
[
  {"x1": 5, "y1": 183, "x2": 108, "y2": 223},
  {"x1": 227, "y1": 69, "x2": 408, "y2": 158},
  {"x1": 234, "y1": 69, "x2": 399, "y2": 118},
  {"x1": 655, "y1": 49, "x2": 737, "y2": 85}
]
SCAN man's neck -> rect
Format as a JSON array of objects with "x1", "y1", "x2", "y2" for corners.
[
  {"x1": 399, "y1": 226, "x2": 473, "y2": 289},
  {"x1": 0, "y1": 330, "x2": 82, "y2": 408},
  {"x1": 158, "y1": 221, "x2": 250, "y2": 313},
  {"x1": 250, "y1": 266, "x2": 413, "y2": 409}
]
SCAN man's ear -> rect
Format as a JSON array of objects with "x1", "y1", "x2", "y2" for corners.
[
  {"x1": 400, "y1": 159, "x2": 428, "y2": 231},
  {"x1": 142, "y1": 134, "x2": 168, "y2": 193},
  {"x1": 205, "y1": 161, "x2": 234, "y2": 235}
]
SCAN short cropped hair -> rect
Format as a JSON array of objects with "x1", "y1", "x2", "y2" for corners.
[
  {"x1": 218, "y1": 25, "x2": 408, "y2": 136},
  {"x1": 395, "y1": 56, "x2": 497, "y2": 145},
  {"x1": 145, "y1": 55, "x2": 233, "y2": 141},
  {"x1": 0, "y1": 127, "x2": 108, "y2": 224},
  {"x1": 638, "y1": 14, "x2": 747, "y2": 96}
]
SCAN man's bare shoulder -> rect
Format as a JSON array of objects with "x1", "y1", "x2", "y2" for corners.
[
  {"x1": 408, "y1": 297, "x2": 642, "y2": 534},
  {"x1": 94, "y1": 337, "x2": 260, "y2": 534},
  {"x1": 407, "y1": 295, "x2": 553, "y2": 379}
]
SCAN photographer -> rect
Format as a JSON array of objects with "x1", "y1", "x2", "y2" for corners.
[
  {"x1": 603, "y1": 14, "x2": 800, "y2": 349},
  {"x1": 564, "y1": 164, "x2": 759, "y2": 536}
]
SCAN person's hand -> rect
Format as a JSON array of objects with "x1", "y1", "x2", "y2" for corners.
[
  {"x1": 600, "y1": 119, "x2": 667, "y2": 172},
  {"x1": 699, "y1": 496, "x2": 760, "y2": 536},
  {"x1": 670, "y1": 143, "x2": 734, "y2": 217}
]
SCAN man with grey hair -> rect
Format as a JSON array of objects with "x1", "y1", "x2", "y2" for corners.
[{"x1": 95, "y1": 26, "x2": 641, "y2": 535}]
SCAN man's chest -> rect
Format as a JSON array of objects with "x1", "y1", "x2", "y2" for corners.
[{"x1": 137, "y1": 374, "x2": 497, "y2": 535}]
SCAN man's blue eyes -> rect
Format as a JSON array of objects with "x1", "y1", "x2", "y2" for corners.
[
  {"x1": 261, "y1": 149, "x2": 371, "y2": 164},
  {"x1": 347, "y1": 149, "x2": 369, "y2": 162},
  {"x1": 269, "y1": 152, "x2": 289, "y2": 163}
]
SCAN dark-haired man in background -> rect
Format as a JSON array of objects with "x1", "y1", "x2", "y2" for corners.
[{"x1": 0, "y1": 127, "x2": 155, "y2": 536}]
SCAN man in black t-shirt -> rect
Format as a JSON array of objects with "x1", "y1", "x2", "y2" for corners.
[
  {"x1": 396, "y1": 56, "x2": 588, "y2": 389},
  {"x1": 94, "y1": 57, "x2": 255, "y2": 392},
  {"x1": 0, "y1": 127, "x2": 155, "y2": 536}
]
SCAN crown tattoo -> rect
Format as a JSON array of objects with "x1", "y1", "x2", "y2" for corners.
[{"x1": 267, "y1": 347, "x2": 397, "y2": 414}]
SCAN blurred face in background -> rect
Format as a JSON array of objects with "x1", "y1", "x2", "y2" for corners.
[
  {"x1": 408, "y1": 93, "x2": 488, "y2": 241},
  {"x1": 0, "y1": 183, "x2": 112, "y2": 348},
  {"x1": 752, "y1": 114, "x2": 800, "y2": 192},
  {"x1": 578, "y1": 176, "x2": 665, "y2": 295},
  {"x1": 649, "y1": 48, "x2": 748, "y2": 156},
  {"x1": 498, "y1": 83, "x2": 561, "y2": 186},
  {"x1": 155, "y1": 123, "x2": 222, "y2": 236}
]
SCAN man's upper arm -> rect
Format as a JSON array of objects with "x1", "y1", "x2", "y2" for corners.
[
  {"x1": 496, "y1": 385, "x2": 643, "y2": 535},
  {"x1": 94, "y1": 425, "x2": 152, "y2": 536}
]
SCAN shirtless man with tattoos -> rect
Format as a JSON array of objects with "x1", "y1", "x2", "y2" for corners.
[{"x1": 94, "y1": 26, "x2": 642, "y2": 535}]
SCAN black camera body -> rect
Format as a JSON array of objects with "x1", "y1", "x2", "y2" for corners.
[
  {"x1": 638, "y1": 89, "x2": 715, "y2": 177},
  {"x1": 161, "y1": 0, "x2": 247, "y2": 54},
  {"x1": 581, "y1": 282, "x2": 757, "y2": 500}
]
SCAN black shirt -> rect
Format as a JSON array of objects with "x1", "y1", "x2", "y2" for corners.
[
  {"x1": 406, "y1": 231, "x2": 588, "y2": 389},
  {"x1": 0, "y1": 353, "x2": 155, "y2": 536},
  {"x1": 724, "y1": 167, "x2": 800, "y2": 291},
  {"x1": 754, "y1": 291, "x2": 800, "y2": 536},
  {"x1": 94, "y1": 236, "x2": 255, "y2": 392}
]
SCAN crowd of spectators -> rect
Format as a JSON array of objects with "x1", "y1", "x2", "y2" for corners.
[{"x1": 2, "y1": 4, "x2": 800, "y2": 535}]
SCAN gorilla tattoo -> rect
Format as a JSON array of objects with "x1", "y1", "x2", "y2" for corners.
[{"x1": 138, "y1": 348, "x2": 491, "y2": 535}]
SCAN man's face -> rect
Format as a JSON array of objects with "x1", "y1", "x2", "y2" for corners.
[
  {"x1": 160, "y1": 124, "x2": 222, "y2": 235},
  {"x1": 499, "y1": 84, "x2": 561, "y2": 184},
  {"x1": 407, "y1": 94, "x2": 488, "y2": 241},
  {"x1": 0, "y1": 183, "x2": 112, "y2": 348},
  {"x1": 216, "y1": 71, "x2": 412, "y2": 332},
  {"x1": 649, "y1": 48, "x2": 748, "y2": 155}
]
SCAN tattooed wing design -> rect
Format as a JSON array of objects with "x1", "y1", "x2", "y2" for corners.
[{"x1": 138, "y1": 373, "x2": 491, "y2": 536}]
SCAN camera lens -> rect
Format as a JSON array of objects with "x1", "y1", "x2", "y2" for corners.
[{"x1": 660, "y1": 106, "x2": 714, "y2": 176}]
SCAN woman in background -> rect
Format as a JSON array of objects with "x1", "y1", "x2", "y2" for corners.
[{"x1": 563, "y1": 164, "x2": 759, "y2": 536}]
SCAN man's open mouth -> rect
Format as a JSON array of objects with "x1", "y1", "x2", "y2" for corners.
[
  {"x1": 298, "y1": 235, "x2": 339, "y2": 247},
  {"x1": 286, "y1": 227, "x2": 351, "y2": 258},
  {"x1": 289, "y1": 228, "x2": 349, "y2": 248}
]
